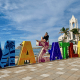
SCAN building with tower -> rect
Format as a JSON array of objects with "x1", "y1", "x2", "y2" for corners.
[
  {"x1": 58, "y1": 15, "x2": 80, "y2": 54},
  {"x1": 58, "y1": 15, "x2": 79, "y2": 43}
]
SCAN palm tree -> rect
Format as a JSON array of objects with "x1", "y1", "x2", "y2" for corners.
[
  {"x1": 70, "y1": 28, "x2": 80, "y2": 44},
  {"x1": 59, "y1": 27, "x2": 69, "y2": 42},
  {"x1": 78, "y1": 28, "x2": 80, "y2": 41}
]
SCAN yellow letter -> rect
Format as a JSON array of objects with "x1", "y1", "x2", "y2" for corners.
[
  {"x1": 77, "y1": 41, "x2": 80, "y2": 57},
  {"x1": 17, "y1": 41, "x2": 36, "y2": 65}
]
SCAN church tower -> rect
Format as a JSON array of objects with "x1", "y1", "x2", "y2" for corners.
[{"x1": 69, "y1": 15, "x2": 78, "y2": 40}]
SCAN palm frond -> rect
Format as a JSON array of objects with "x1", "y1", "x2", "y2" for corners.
[
  {"x1": 65, "y1": 28, "x2": 69, "y2": 31},
  {"x1": 62, "y1": 27, "x2": 65, "y2": 31},
  {"x1": 59, "y1": 32, "x2": 64, "y2": 33}
]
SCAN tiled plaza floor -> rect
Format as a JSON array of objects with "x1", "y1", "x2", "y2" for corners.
[{"x1": 0, "y1": 58, "x2": 80, "y2": 80}]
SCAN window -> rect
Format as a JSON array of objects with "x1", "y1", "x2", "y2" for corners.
[
  {"x1": 73, "y1": 41, "x2": 75, "y2": 45},
  {"x1": 73, "y1": 23, "x2": 75, "y2": 27},
  {"x1": 73, "y1": 34, "x2": 75, "y2": 39}
]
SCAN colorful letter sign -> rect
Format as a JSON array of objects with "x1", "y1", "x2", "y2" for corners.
[
  {"x1": 59, "y1": 41, "x2": 70, "y2": 59},
  {"x1": 77, "y1": 41, "x2": 80, "y2": 57},
  {"x1": 48, "y1": 42, "x2": 62, "y2": 61},
  {"x1": 36, "y1": 41, "x2": 50, "y2": 63},
  {"x1": 0, "y1": 40, "x2": 15, "y2": 68},
  {"x1": 17, "y1": 41, "x2": 36, "y2": 65},
  {"x1": 69, "y1": 43, "x2": 78, "y2": 58}
]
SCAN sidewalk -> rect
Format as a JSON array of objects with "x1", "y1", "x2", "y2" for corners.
[{"x1": 0, "y1": 57, "x2": 80, "y2": 80}]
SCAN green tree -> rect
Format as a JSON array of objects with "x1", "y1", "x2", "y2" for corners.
[
  {"x1": 70, "y1": 28, "x2": 80, "y2": 44},
  {"x1": 59, "y1": 27, "x2": 69, "y2": 42}
]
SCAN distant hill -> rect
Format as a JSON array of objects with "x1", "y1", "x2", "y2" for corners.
[
  {"x1": 16, "y1": 45, "x2": 52, "y2": 49},
  {"x1": 49, "y1": 45, "x2": 52, "y2": 49},
  {"x1": 16, "y1": 46, "x2": 21, "y2": 49},
  {"x1": 32, "y1": 47, "x2": 42, "y2": 49}
]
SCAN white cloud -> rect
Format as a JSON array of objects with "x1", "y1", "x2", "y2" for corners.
[
  {"x1": 6, "y1": 32, "x2": 11, "y2": 34},
  {"x1": 2, "y1": 28, "x2": 7, "y2": 30},
  {"x1": 0, "y1": 0, "x2": 18, "y2": 10},
  {"x1": 68, "y1": 5, "x2": 80, "y2": 13},
  {"x1": 20, "y1": 34, "x2": 41, "y2": 40},
  {"x1": 10, "y1": 38, "x2": 16, "y2": 40},
  {"x1": 0, "y1": 0, "x2": 78, "y2": 48},
  {"x1": 1, "y1": 0, "x2": 76, "y2": 23},
  {"x1": 2, "y1": 28, "x2": 12, "y2": 30},
  {"x1": 1, "y1": 32, "x2": 11, "y2": 34}
]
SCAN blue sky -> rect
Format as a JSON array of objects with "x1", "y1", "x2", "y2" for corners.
[{"x1": 0, "y1": 0, "x2": 80, "y2": 49}]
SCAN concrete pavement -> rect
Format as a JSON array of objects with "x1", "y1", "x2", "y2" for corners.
[{"x1": 0, "y1": 58, "x2": 80, "y2": 80}]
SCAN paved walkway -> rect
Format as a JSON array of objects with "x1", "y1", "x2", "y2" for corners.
[{"x1": 0, "y1": 58, "x2": 80, "y2": 80}]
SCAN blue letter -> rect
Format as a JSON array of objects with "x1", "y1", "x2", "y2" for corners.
[
  {"x1": 0, "y1": 40, "x2": 15, "y2": 68},
  {"x1": 48, "y1": 42, "x2": 62, "y2": 61}
]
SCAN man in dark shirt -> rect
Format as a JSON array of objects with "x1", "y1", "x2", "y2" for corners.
[
  {"x1": 43, "y1": 34, "x2": 49, "y2": 42},
  {"x1": 36, "y1": 32, "x2": 49, "y2": 42}
]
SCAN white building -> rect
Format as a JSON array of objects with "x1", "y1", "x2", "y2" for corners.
[
  {"x1": 58, "y1": 15, "x2": 79, "y2": 43},
  {"x1": 58, "y1": 15, "x2": 79, "y2": 54}
]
